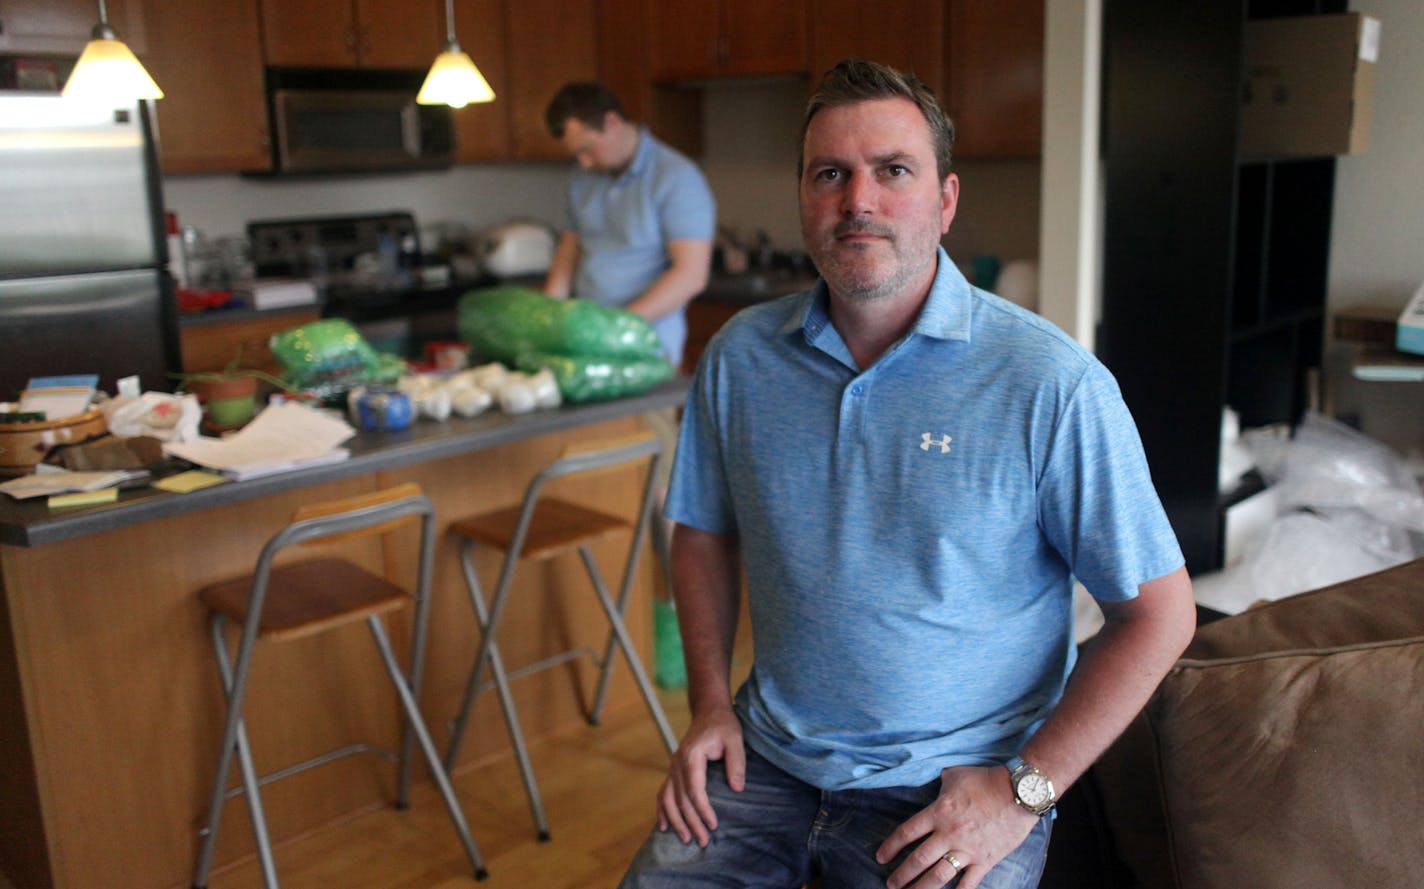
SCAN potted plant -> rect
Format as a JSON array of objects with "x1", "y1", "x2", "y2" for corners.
[{"x1": 172, "y1": 347, "x2": 295, "y2": 434}]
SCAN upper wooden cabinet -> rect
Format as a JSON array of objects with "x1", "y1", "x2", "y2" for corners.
[
  {"x1": 259, "y1": 0, "x2": 440, "y2": 69},
  {"x1": 0, "y1": 0, "x2": 147, "y2": 54},
  {"x1": 945, "y1": 0, "x2": 1043, "y2": 158},
  {"x1": 450, "y1": 0, "x2": 511, "y2": 161},
  {"x1": 143, "y1": 0, "x2": 270, "y2": 174},
  {"x1": 505, "y1": 0, "x2": 597, "y2": 158},
  {"x1": 647, "y1": 0, "x2": 807, "y2": 81},
  {"x1": 453, "y1": 0, "x2": 598, "y2": 163},
  {"x1": 807, "y1": 0, "x2": 944, "y2": 90}
]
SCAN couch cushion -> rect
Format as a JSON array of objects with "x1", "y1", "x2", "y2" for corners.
[{"x1": 1095, "y1": 558, "x2": 1424, "y2": 889}]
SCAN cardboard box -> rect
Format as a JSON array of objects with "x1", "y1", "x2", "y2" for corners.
[{"x1": 1241, "y1": 12, "x2": 1380, "y2": 158}]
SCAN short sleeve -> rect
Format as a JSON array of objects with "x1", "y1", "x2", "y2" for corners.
[
  {"x1": 665, "y1": 352, "x2": 738, "y2": 535},
  {"x1": 1037, "y1": 363, "x2": 1184, "y2": 601},
  {"x1": 659, "y1": 164, "x2": 716, "y2": 244}
]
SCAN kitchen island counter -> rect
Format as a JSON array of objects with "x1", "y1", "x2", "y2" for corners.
[
  {"x1": 1, "y1": 379, "x2": 688, "y2": 548},
  {"x1": 0, "y1": 379, "x2": 687, "y2": 889}
]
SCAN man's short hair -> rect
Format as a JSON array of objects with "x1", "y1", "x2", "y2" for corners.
[
  {"x1": 798, "y1": 58, "x2": 955, "y2": 182},
  {"x1": 545, "y1": 82, "x2": 627, "y2": 138}
]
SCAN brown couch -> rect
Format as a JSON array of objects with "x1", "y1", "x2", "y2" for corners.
[{"x1": 1041, "y1": 558, "x2": 1424, "y2": 889}]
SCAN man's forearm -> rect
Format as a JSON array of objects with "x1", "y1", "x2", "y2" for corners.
[
  {"x1": 670, "y1": 524, "x2": 743, "y2": 716},
  {"x1": 543, "y1": 231, "x2": 580, "y2": 297},
  {"x1": 625, "y1": 238, "x2": 713, "y2": 322},
  {"x1": 1019, "y1": 566, "x2": 1196, "y2": 792}
]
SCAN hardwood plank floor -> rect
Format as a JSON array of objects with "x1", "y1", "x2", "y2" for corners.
[{"x1": 200, "y1": 685, "x2": 694, "y2": 889}]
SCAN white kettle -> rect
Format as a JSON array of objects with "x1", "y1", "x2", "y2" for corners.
[{"x1": 473, "y1": 220, "x2": 556, "y2": 278}]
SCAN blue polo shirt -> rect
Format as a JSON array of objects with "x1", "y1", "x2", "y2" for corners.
[
  {"x1": 666, "y1": 249, "x2": 1183, "y2": 790},
  {"x1": 565, "y1": 128, "x2": 716, "y2": 366}
]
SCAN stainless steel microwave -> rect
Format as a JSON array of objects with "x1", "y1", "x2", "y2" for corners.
[{"x1": 268, "y1": 74, "x2": 454, "y2": 174}]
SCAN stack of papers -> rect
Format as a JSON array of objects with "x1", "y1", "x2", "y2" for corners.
[
  {"x1": 164, "y1": 401, "x2": 354, "y2": 481},
  {"x1": 234, "y1": 277, "x2": 319, "y2": 310},
  {"x1": 0, "y1": 468, "x2": 148, "y2": 500},
  {"x1": 17, "y1": 374, "x2": 99, "y2": 420}
]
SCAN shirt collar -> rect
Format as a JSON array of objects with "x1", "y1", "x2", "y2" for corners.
[
  {"x1": 781, "y1": 246, "x2": 974, "y2": 345},
  {"x1": 616, "y1": 127, "x2": 653, "y2": 183}
]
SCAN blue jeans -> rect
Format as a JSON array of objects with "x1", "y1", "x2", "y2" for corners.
[{"x1": 620, "y1": 745, "x2": 1051, "y2": 889}]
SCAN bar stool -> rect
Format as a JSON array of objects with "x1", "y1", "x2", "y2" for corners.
[
  {"x1": 444, "y1": 430, "x2": 678, "y2": 840},
  {"x1": 191, "y1": 483, "x2": 487, "y2": 889}
]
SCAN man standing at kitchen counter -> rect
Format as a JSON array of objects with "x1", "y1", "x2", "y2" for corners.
[
  {"x1": 542, "y1": 81, "x2": 716, "y2": 369},
  {"x1": 619, "y1": 59, "x2": 1197, "y2": 889}
]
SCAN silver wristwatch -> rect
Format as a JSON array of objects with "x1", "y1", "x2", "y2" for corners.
[{"x1": 1006, "y1": 755, "x2": 1056, "y2": 817}]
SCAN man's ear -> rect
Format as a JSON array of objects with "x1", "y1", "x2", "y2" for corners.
[{"x1": 940, "y1": 173, "x2": 960, "y2": 233}]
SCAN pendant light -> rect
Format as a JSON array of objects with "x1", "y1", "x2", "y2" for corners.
[
  {"x1": 61, "y1": 0, "x2": 164, "y2": 102},
  {"x1": 418, "y1": 0, "x2": 495, "y2": 108}
]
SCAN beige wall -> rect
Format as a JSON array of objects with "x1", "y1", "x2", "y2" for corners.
[{"x1": 1329, "y1": 0, "x2": 1424, "y2": 314}]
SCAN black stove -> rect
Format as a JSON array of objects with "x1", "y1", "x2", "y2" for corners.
[{"x1": 246, "y1": 211, "x2": 421, "y2": 297}]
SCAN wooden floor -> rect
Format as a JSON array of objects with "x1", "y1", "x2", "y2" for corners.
[{"x1": 196, "y1": 684, "x2": 695, "y2": 889}]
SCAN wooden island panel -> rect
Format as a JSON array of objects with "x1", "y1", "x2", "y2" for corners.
[{"x1": 0, "y1": 414, "x2": 658, "y2": 889}]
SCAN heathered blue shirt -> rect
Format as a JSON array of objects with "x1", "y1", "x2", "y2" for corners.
[
  {"x1": 665, "y1": 248, "x2": 1184, "y2": 790},
  {"x1": 565, "y1": 128, "x2": 716, "y2": 367}
]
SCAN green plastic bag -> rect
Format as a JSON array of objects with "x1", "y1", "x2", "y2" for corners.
[
  {"x1": 457, "y1": 286, "x2": 672, "y2": 402},
  {"x1": 270, "y1": 318, "x2": 405, "y2": 399},
  {"x1": 515, "y1": 351, "x2": 673, "y2": 403}
]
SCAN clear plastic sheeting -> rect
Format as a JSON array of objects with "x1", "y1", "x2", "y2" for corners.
[{"x1": 1194, "y1": 412, "x2": 1424, "y2": 614}]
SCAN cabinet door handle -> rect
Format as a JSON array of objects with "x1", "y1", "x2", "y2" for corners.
[{"x1": 717, "y1": 34, "x2": 730, "y2": 67}]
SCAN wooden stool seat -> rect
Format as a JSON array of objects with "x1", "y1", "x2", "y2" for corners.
[
  {"x1": 199, "y1": 558, "x2": 410, "y2": 643},
  {"x1": 450, "y1": 498, "x2": 630, "y2": 560}
]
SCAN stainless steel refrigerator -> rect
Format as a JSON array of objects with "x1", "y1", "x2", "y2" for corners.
[{"x1": 0, "y1": 94, "x2": 179, "y2": 401}]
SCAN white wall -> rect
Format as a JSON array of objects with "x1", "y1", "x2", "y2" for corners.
[
  {"x1": 1329, "y1": 0, "x2": 1424, "y2": 312},
  {"x1": 163, "y1": 162, "x2": 571, "y2": 251}
]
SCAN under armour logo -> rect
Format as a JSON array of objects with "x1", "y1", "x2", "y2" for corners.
[{"x1": 920, "y1": 432, "x2": 952, "y2": 454}]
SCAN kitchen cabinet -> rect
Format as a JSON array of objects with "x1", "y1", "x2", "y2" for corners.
[
  {"x1": 807, "y1": 0, "x2": 944, "y2": 88},
  {"x1": 944, "y1": 0, "x2": 1043, "y2": 158},
  {"x1": 452, "y1": 0, "x2": 598, "y2": 162},
  {"x1": 178, "y1": 308, "x2": 321, "y2": 377},
  {"x1": 0, "y1": 0, "x2": 146, "y2": 54},
  {"x1": 259, "y1": 0, "x2": 440, "y2": 69},
  {"x1": 594, "y1": 0, "x2": 703, "y2": 158},
  {"x1": 504, "y1": 0, "x2": 597, "y2": 158},
  {"x1": 449, "y1": 0, "x2": 510, "y2": 161},
  {"x1": 142, "y1": 0, "x2": 269, "y2": 174},
  {"x1": 807, "y1": 0, "x2": 1041, "y2": 159},
  {"x1": 1098, "y1": 0, "x2": 1339, "y2": 574},
  {"x1": 647, "y1": 0, "x2": 807, "y2": 81}
]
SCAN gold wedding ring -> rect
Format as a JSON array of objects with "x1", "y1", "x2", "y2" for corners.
[{"x1": 942, "y1": 851, "x2": 964, "y2": 872}]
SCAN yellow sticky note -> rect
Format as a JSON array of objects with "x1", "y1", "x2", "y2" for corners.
[
  {"x1": 48, "y1": 488, "x2": 119, "y2": 509},
  {"x1": 153, "y1": 470, "x2": 229, "y2": 494}
]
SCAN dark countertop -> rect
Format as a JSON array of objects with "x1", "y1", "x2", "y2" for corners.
[
  {"x1": 701, "y1": 270, "x2": 819, "y2": 305},
  {"x1": 0, "y1": 378, "x2": 688, "y2": 548}
]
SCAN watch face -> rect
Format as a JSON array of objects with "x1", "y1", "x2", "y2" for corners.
[{"x1": 1017, "y1": 772, "x2": 1053, "y2": 808}]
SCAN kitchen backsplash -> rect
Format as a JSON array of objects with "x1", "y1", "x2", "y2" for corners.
[{"x1": 164, "y1": 79, "x2": 1041, "y2": 274}]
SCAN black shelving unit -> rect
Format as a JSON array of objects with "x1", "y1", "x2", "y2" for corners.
[{"x1": 1099, "y1": 0, "x2": 1344, "y2": 575}]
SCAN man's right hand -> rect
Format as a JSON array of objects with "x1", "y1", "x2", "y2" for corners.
[{"x1": 657, "y1": 706, "x2": 745, "y2": 847}]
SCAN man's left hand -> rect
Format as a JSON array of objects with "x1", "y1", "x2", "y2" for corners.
[{"x1": 876, "y1": 764, "x2": 1038, "y2": 889}]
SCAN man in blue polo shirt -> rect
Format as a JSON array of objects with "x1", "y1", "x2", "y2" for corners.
[
  {"x1": 542, "y1": 81, "x2": 716, "y2": 369},
  {"x1": 620, "y1": 60, "x2": 1197, "y2": 889}
]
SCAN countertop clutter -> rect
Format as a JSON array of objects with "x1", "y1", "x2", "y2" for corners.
[{"x1": 0, "y1": 378, "x2": 688, "y2": 548}]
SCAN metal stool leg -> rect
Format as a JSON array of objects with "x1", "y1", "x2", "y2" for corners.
[
  {"x1": 194, "y1": 614, "x2": 280, "y2": 889},
  {"x1": 445, "y1": 539, "x2": 551, "y2": 839},
  {"x1": 578, "y1": 546, "x2": 678, "y2": 752},
  {"x1": 368, "y1": 616, "x2": 489, "y2": 881}
]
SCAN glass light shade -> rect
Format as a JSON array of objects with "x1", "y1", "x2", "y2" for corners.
[
  {"x1": 417, "y1": 48, "x2": 495, "y2": 108},
  {"x1": 62, "y1": 37, "x2": 164, "y2": 102}
]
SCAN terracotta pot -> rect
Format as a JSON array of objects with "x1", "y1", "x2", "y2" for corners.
[{"x1": 186, "y1": 375, "x2": 259, "y2": 432}]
